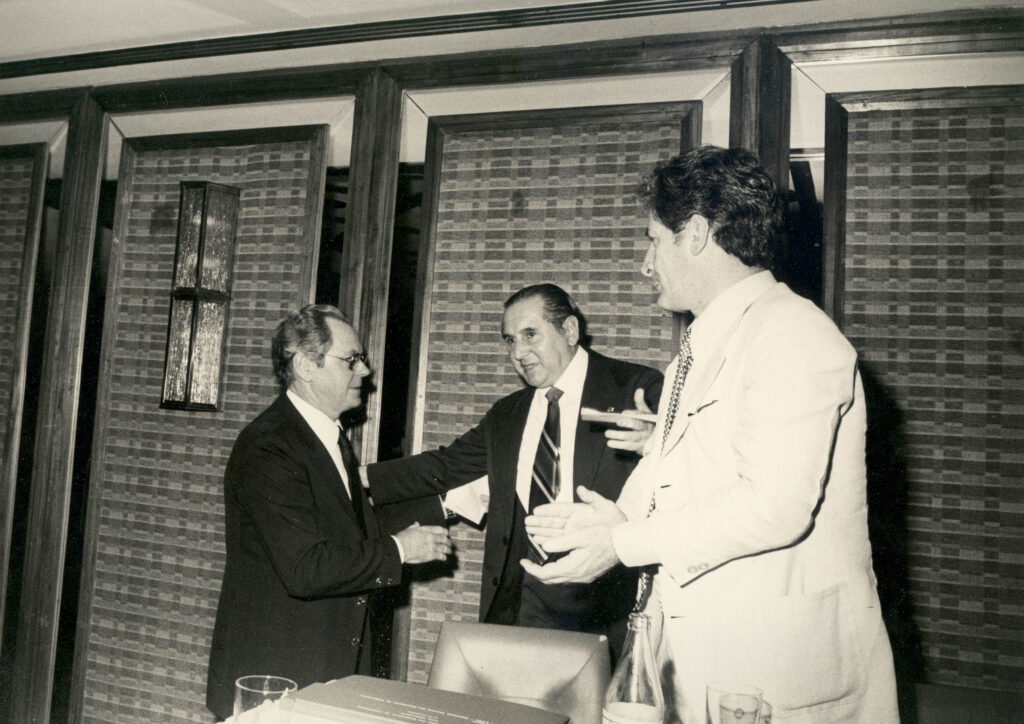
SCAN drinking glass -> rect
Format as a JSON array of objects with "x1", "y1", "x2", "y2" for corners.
[
  {"x1": 233, "y1": 675, "x2": 297, "y2": 722},
  {"x1": 706, "y1": 681, "x2": 762, "y2": 724}
]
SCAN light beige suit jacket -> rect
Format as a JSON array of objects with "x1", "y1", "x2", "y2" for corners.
[{"x1": 613, "y1": 273, "x2": 898, "y2": 724}]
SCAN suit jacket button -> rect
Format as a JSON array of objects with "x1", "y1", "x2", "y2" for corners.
[
  {"x1": 502, "y1": 535, "x2": 509, "y2": 545},
  {"x1": 350, "y1": 637, "x2": 360, "y2": 647},
  {"x1": 375, "y1": 577, "x2": 382, "y2": 585},
  {"x1": 492, "y1": 577, "x2": 499, "y2": 586},
  {"x1": 356, "y1": 597, "x2": 366, "y2": 606},
  {"x1": 687, "y1": 566, "x2": 697, "y2": 574}
]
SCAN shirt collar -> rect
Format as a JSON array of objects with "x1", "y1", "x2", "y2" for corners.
[
  {"x1": 286, "y1": 389, "x2": 344, "y2": 448},
  {"x1": 535, "y1": 346, "x2": 588, "y2": 401},
  {"x1": 689, "y1": 270, "x2": 776, "y2": 354}
]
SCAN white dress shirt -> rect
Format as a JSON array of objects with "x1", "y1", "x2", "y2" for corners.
[
  {"x1": 287, "y1": 389, "x2": 352, "y2": 496},
  {"x1": 515, "y1": 347, "x2": 588, "y2": 509}
]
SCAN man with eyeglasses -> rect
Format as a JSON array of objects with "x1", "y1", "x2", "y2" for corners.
[{"x1": 206, "y1": 304, "x2": 451, "y2": 720}]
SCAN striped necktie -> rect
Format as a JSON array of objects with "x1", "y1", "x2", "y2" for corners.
[
  {"x1": 526, "y1": 386, "x2": 562, "y2": 563},
  {"x1": 634, "y1": 328, "x2": 693, "y2": 610}
]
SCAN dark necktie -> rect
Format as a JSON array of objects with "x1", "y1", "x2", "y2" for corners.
[
  {"x1": 634, "y1": 328, "x2": 693, "y2": 610},
  {"x1": 337, "y1": 428, "x2": 367, "y2": 535},
  {"x1": 526, "y1": 386, "x2": 563, "y2": 563}
]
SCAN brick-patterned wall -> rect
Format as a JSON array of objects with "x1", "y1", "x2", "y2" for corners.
[
  {"x1": 842, "y1": 90, "x2": 1024, "y2": 692},
  {"x1": 81, "y1": 131, "x2": 324, "y2": 723}
]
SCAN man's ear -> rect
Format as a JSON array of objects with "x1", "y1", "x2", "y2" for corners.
[
  {"x1": 560, "y1": 315, "x2": 580, "y2": 347},
  {"x1": 686, "y1": 214, "x2": 712, "y2": 255},
  {"x1": 291, "y1": 352, "x2": 315, "y2": 382}
]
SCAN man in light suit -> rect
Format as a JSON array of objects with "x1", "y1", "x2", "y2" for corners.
[
  {"x1": 365, "y1": 284, "x2": 663, "y2": 659},
  {"x1": 206, "y1": 305, "x2": 451, "y2": 720},
  {"x1": 525, "y1": 148, "x2": 899, "y2": 723}
]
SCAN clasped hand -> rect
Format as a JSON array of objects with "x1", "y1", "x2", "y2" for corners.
[
  {"x1": 395, "y1": 523, "x2": 452, "y2": 564},
  {"x1": 520, "y1": 486, "x2": 626, "y2": 584}
]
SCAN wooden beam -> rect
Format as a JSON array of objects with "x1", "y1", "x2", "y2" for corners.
[
  {"x1": 730, "y1": 36, "x2": 792, "y2": 191},
  {"x1": 93, "y1": 69, "x2": 366, "y2": 114},
  {"x1": 6, "y1": 90, "x2": 106, "y2": 724},
  {"x1": 822, "y1": 94, "x2": 848, "y2": 327},
  {"x1": 341, "y1": 68, "x2": 403, "y2": 466},
  {"x1": 0, "y1": 88, "x2": 83, "y2": 123},
  {"x1": 0, "y1": 142, "x2": 48, "y2": 654}
]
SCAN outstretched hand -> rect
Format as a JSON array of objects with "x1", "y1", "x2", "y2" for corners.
[
  {"x1": 604, "y1": 388, "x2": 655, "y2": 454},
  {"x1": 521, "y1": 486, "x2": 625, "y2": 584}
]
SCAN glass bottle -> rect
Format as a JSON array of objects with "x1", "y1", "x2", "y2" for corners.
[{"x1": 602, "y1": 612, "x2": 665, "y2": 724}]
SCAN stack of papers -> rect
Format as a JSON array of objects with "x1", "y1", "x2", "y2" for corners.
[{"x1": 292, "y1": 676, "x2": 568, "y2": 724}]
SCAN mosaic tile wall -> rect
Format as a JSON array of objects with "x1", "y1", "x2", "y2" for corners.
[
  {"x1": 842, "y1": 91, "x2": 1024, "y2": 691},
  {"x1": 405, "y1": 115, "x2": 687, "y2": 682}
]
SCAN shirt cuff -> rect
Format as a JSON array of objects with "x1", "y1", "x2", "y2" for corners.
[
  {"x1": 612, "y1": 519, "x2": 661, "y2": 568},
  {"x1": 391, "y1": 534, "x2": 405, "y2": 563}
]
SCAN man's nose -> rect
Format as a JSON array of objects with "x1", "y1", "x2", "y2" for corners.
[{"x1": 641, "y1": 246, "x2": 655, "y2": 277}]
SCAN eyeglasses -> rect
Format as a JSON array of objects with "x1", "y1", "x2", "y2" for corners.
[{"x1": 324, "y1": 351, "x2": 369, "y2": 370}]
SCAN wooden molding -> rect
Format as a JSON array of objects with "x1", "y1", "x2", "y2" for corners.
[
  {"x1": 0, "y1": 0, "x2": 809, "y2": 79},
  {"x1": 342, "y1": 69, "x2": 404, "y2": 466},
  {"x1": 0, "y1": 142, "x2": 48, "y2": 656},
  {"x1": 0, "y1": 87, "x2": 85, "y2": 123},
  {"x1": 7, "y1": 90, "x2": 106, "y2": 724},
  {"x1": 66, "y1": 131, "x2": 137, "y2": 724},
  {"x1": 774, "y1": 8, "x2": 1024, "y2": 62},
  {"x1": 730, "y1": 37, "x2": 792, "y2": 190},
  {"x1": 822, "y1": 94, "x2": 848, "y2": 328}
]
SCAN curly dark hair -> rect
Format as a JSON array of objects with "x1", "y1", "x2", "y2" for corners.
[{"x1": 637, "y1": 146, "x2": 784, "y2": 271}]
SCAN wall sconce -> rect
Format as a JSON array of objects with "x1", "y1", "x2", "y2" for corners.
[{"x1": 161, "y1": 181, "x2": 240, "y2": 410}]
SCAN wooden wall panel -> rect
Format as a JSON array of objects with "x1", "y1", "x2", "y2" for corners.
[
  {"x1": 401, "y1": 103, "x2": 699, "y2": 683},
  {"x1": 833, "y1": 86, "x2": 1024, "y2": 693},
  {"x1": 70, "y1": 126, "x2": 326, "y2": 723},
  {"x1": 8, "y1": 92, "x2": 105, "y2": 724},
  {"x1": 0, "y1": 143, "x2": 46, "y2": 647}
]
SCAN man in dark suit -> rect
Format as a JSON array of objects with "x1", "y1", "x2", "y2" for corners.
[
  {"x1": 206, "y1": 304, "x2": 451, "y2": 720},
  {"x1": 365, "y1": 284, "x2": 663, "y2": 658}
]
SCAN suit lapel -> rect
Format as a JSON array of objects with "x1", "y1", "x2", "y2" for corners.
[
  {"x1": 280, "y1": 396, "x2": 366, "y2": 533},
  {"x1": 660, "y1": 351, "x2": 727, "y2": 456},
  {"x1": 660, "y1": 287, "x2": 769, "y2": 457},
  {"x1": 575, "y1": 354, "x2": 619, "y2": 495},
  {"x1": 491, "y1": 391, "x2": 533, "y2": 520}
]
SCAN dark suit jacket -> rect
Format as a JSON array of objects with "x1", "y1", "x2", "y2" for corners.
[
  {"x1": 367, "y1": 351, "x2": 663, "y2": 639},
  {"x1": 206, "y1": 395, "x2": 417, "y2": 719}
]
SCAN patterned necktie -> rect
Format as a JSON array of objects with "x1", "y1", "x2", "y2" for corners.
[
  {"x1": 634, "y1": 327, "x2": 693, "y2": 611},
  {"x1": 337, "y1": 428, "x2": 367, "y2": 535},
  {"x1": 527, "y1": 386, "x2": 563, "y2": 563}
]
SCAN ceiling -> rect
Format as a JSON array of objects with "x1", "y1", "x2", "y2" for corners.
[
  {"x1": 0, "y1": 0, "x2": 605, "y2": 63},
  {"x1": 3, "y1": 0, "x2": 1019, "y2": 67}
]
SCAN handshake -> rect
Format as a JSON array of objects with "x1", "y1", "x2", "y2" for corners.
[{"x1": 394, "y1": 523, "x2": 453, "y2": 564}]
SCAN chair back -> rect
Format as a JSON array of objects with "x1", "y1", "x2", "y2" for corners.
[{"x1": 427, "y1": 621, "x2": 610, "y2": 724}]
